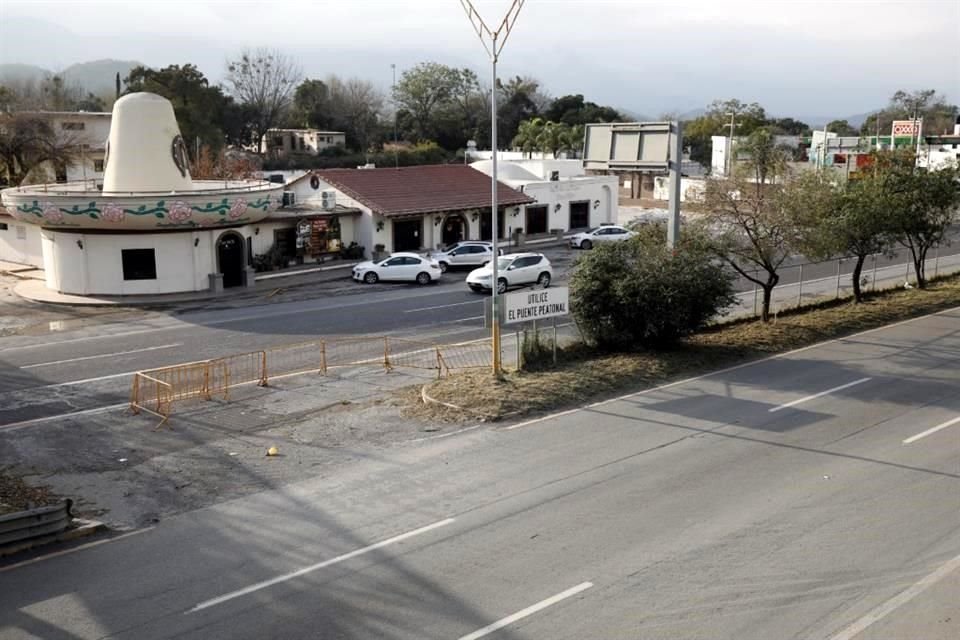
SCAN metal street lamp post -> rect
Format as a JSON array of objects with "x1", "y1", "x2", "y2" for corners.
[{"x1": 459, "y1": 0, "x2": 525, "y2": 375}]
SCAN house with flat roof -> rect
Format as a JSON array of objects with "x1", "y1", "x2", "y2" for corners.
[{"x1": 262, "y1": 128, "x2": 346, "y2": 157}]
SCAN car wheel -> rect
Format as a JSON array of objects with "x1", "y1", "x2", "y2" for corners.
[
  {"x1": 438, "y1": 261, "x2": 449, "y2": 273},
  {"x1": 581, "y1": 239, "x2": 593, "y2": 250},
  {"x1": 416, "y1": 272, "x2": 431, "y2": 285},
  {"x1": 497, "y1": 278, "x2": 508, "y2": 294},
  {"x1": 537, "y1": 272, "x2": 551, "y2": 288},
  {"x1": 363, "y1": 271, "x2": 378, "y2": 284}
]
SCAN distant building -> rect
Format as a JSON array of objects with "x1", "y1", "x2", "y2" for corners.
[
  {"x1": 0, "y1": 110, "x2": 111, "y2": 184},
  {"x1": 918, "y1": 117, "x2": 960, "y2": 171},
  {"x1": 261, "y1": 128, "x2": 346, "y2": 157}
]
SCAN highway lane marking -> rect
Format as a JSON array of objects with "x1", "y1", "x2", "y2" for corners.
[
  {"x1": 768, "y1": 378, "x2": 872, "y2": 413},
  {"x1": 504, "y1": 305, "x2": 959, "y2": 431},
  {"x1": 827, "y1": 551, "x2": 960, "y2": 640},
  {"x1": 404, "y1": 300, "x2": 482, "y2": 313},
  {"x1": 903, "y1": 415, "x2": 960, "y2": 444},
  {"x1": 187, "y1": 517, "x2": 456, "y2": 613},
  {"x1": 21, "y1": 343, "x2": 182, "y2": 369},
  {"x1": 0, "y1": 403, "x2": 128, "y2": 431},
  {"x1": 0, "y1": 527, "x2": 155, "y2": 573},
  {"x1": 457, "y1": 581, "x2": 594, "y2": 640}
]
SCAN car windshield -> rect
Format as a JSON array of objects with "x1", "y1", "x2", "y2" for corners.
[{"x1": 441, "y1": 243, "x2": 462, "y2": 252}]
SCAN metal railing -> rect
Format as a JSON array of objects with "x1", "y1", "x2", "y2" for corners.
[{"x1": 129, "y1": 335, "x2": 492, "y2": 428}]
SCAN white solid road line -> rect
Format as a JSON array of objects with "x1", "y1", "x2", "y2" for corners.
[
  {"x1": 903, "y1": 415, "x2": 960, "y2": 444},
  {"x1": 457, "y1": 582, "x2": 594, "y2": 640},
  {"x1": 21, "y1": 343, "x2": 182, "y2": 369},
  {"x1": 0, "y1": 527, "x2": 155, "y2": 573},
  {"x1": 404, "y1": 300, "x2": 482, "y2": 313},
  {"x1": 188, "y1": 517, "x2": 456, "y2": 613},
  {"x1": 0, "y1": 403, "x2": 128, "y2": 431},
  {"x1": 768, "y1": 377, "x2": 872, "y2": 413},
  {"x1": 828, "y1": 552, "x2": 960, "y2": 640}
]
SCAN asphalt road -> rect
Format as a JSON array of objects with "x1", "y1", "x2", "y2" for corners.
[
  {"x1": 2, "y1": 307, "x2": 957, "y2": 639},
  {"x1": 1, "y1": 236, "x2": 958, "y2": 429}
]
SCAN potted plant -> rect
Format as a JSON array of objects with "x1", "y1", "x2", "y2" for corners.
[{"x1": 372, "y1": 243, "x2": 386, "y2": 261}]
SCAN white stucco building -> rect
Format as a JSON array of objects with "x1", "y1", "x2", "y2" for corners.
[{"x1": 470, "y1": 159, "x2": 618, "y2": 235}]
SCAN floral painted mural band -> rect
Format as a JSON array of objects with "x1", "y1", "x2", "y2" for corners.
[{"x1": 6, "y1": 191, "x2": 281, "y2": 230}]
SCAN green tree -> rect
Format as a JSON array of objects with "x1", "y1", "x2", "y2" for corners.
[
  {"x1": 767, "y1": 117, "x2": 811, "y2": 136},
  {"x1": 392, "y1": 62, "x2": 461, "y2": 142},
  {"x1": 225, "y1": 48, "x2": 302, "y2": 153},
  {"x1": 824, "y1": 119, "x2": 858, "y2": 136},
  {"x1": 125, "y1": 64, "x2": 241, "y2": 156},
  {"x1": 326, "y1": 76, "x2": 383, "y2": 154},
  {"x1": 861, "y1": 89, "x2": 958, "y2": 137},
  {"x1": 289, "y1": 79, "x2": 332, "y2": 129},
  {"x1": 496, "y1": 75, "x2": 545, "y2": 149},
  {"x1": 544, "y1": 94, "x2": 622, "y2": 126},
  {"x1": 887, "y1": 158, "x2": 960, "y2": 288},
  {"x1": 570, "y1": 223, "x2": 736, "y2": 350},
  {"x1": 702, "y1": 128, "x2": 796, "y2": 322},
  {"x1": 511, "y1": 117, "x2": 544, "y2": 157},
  {"x1": 789, "y1": 166, "x2": 896, "y2": 302}
]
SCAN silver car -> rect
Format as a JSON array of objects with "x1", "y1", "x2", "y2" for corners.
[
  {"x1": 466, "y1": 252, "x2": 553, "y2": 294},
  {"x1": 427, "y1": 241, "x2": 498, "y2": 272}
]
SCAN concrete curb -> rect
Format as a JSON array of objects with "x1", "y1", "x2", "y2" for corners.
[{"x1": 0, "y1": 518, "x2": 107, "y2": 558}]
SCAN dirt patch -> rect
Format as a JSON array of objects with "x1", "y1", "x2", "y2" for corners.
[
  {"x1": 407, "y1": 275, "x2": 960, "y2": 422},
  {"x1": 0, "y1": 470, "x2": 55, "y2": 515}
]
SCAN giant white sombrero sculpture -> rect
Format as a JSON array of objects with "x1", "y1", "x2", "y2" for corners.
[
  {"x1": 1, "y1": 92, "x2": 282, "y2": 230},
  {"x1": 0, "y1": 93, "x2": 286, "y2": 296}
]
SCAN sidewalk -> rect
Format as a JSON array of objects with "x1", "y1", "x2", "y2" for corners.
[{"x1": 13, "y1": 260, "x2": 358, "y2": 307}]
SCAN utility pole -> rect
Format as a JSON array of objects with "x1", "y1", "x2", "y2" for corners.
[
  {"x1": 460, "y1": 0, "x2": 525, "y2": 376},
  {"x1": 391, "y1": 64, "x2": 399, "y2": 169}
]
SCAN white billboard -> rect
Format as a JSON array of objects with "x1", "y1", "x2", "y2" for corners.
[{"x1": 503, "y1": 287, "x2": 569, "y2": 325}]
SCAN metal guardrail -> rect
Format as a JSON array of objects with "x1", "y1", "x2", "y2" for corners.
[
  {"x1": 0, "y1": 500, "x2": 74, "y2": 548},
  {"x1": 129, "y1": 336, "x2": 492, "y2": 428}
]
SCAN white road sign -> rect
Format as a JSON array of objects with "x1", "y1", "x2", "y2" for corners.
[{"x1": 503, "y1": 287, "x2": 569, "y2": 324}]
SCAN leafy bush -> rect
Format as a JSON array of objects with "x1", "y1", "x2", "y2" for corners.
[
  {"x1": 570, "y1": 223, "x2": 736, "y2": 350},
  {"x1": 262, "y1": 142, "x2": 454, "y2": 171},
  {"x1": 339, "y1": 242, "x2": 365, "y2": 260}
]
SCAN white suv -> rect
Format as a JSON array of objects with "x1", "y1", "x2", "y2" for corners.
[
  {"x1": 569, "y1": 224, "x2": 636, "y2": 249},
  {"x1": 427, "y1": 241, "x2": 498, "y2": 272},
  {"x1": 466, "y1": 253, "x2": 553, "y2": 294}
]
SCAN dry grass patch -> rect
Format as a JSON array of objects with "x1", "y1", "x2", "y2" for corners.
[{"x1": 405, "y1": 275, "x2": 960, "y2": 422}]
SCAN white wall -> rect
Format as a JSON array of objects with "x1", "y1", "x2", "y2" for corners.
[
  {"x1": 519, "y1": 175, "x2": 618, "y2": 231},
  {"x1": 43, "y1": 229, "x2": 232, "y2": 295},
  {"x1": 513, "y1": 159, "x2": 585, "y2": 180},
  {"x1": 0, "y1": 217, "x2": 43, "y2": 266},
  {"x1": 653, "y1": 176, "x2": 706, "y2": 202}
]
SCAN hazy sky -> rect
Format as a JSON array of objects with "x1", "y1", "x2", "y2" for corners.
[{"x1": 1, "y1": 0, "x2": 958, "y2": 119}]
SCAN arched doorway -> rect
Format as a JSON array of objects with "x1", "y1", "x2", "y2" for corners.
[
  {"x1": 217, "y1": 232, "x2": 245, "y2": 288},
  {"x1": 442, "y1": 214, "x2": 467, "y2": 246}
]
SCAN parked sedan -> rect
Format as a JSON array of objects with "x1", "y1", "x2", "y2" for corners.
[
  {"x1": 569, "y1": 224, "x2": 636, "y2": 249},
  {"x1": 466, "y1": 252, "x2": 553, "y2": 294},
  {"x1": 352, "y1": 252, "x2": 442, "y2": 285},
  {"x1": 427, "y1": 241, "x2": 499, "y2": 272}
]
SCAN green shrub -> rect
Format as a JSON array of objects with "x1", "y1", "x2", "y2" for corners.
[{"x1": 570, "y1": 223, "x2": 736, "y2": 350}]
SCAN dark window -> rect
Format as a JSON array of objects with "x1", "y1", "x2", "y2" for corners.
[
  {"x1": 402, "y1": 257, "x2": 422, "y2": 265},
  {"x1": 569, "y1": 201, "x2": 590, "y2": 229},
  {"x1": 0, "y1": 223, "x2": 8, "y2": 230},
  {"x1": 93, "y1": 159, "x2": 104, "y2": 172},
  {"x1": 525, "y1": 205, "x2": 548, "y2": 234},
  {"x1": 62, "y1": 121, "x2": 85, "y2": 131},
  {"x1": 122, "y1": 249, "x2": 157, "y2": 280},
  {"x1": 550, "y1": 171, "x2": 560, "y2": 181}
]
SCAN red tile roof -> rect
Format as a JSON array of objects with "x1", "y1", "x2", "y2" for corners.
[{"x1": 313, "y1": 165, "x2": 534, "y2": 217}]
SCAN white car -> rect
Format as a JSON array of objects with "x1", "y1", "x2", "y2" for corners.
[
  {"x1": 466, "y1": 252, "x2": 553, "y2": 294},
  {"x1": 569, "y1": 224, "x2": 636, "y2": 249},
  {"x1": 352, "y1": 252, "x2": 442, "y2": 285},
  {"x1": 427, "y1": 241, "x2": 498, "y2": 272}
]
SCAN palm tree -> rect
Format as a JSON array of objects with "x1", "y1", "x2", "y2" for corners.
[{"x1": 511, "y1": 117, "x2": 544, "y2": 158}]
